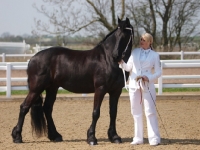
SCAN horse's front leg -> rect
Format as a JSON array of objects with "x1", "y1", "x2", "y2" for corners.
[
  {"x1": 87, "y1": 87, "x2": 106, "y2": 145},
  {"x1": 107, "y1": 88, "x2": 122, "y2": 143}
]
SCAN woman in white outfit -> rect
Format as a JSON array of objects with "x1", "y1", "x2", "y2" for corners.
[{"x1": 119, "y1": 33, "x2": 162, "y2": 146}]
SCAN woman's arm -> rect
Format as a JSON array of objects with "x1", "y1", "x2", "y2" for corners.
[
  {"x1": 146, "y1": 53, "x2": 162, "y2": 82},
  {"x1": 119, "y1": 54, "x2": 133, "y2": 72}
]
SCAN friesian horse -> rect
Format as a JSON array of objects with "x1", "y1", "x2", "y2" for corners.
[{"x1": 11, "y1": 17, "x2": 134, "y2": 145}]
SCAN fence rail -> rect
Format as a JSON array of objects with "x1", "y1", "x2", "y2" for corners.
[
  {"x1": 0, "y1": 41, "x2": 30, "y2": 55},
  {"x1": 1, "y1": 50, "x2": 200, "y2": 62},
  {"x1": 0, "y1": 60, "x2": 200, "y2": 97},
  {"x1": 156, "y1": 60, "x2": 200, "y2": 95},
  {"x1": 158, "y1": 51, "x2": 200, "y2": 60}
]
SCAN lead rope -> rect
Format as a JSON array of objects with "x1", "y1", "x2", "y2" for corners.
[
  {"x1": 139, "y1": 81, "x2": 143, "y2": 104},
  {"x1": 147, "y1": 84, "x2": 171, "y2": 145},
  {"x1": 136, "y1": 76, "x2": 171, "y2": 145},
  {"x1": 119, "y1": 27, "x2": 133, "y2": 92},
  {"x1": 148, "y1": 86, "x2": 171, "y2": 143},
  {"x1": 122, "y1": 68, "x2": 129, "y2": 91}
]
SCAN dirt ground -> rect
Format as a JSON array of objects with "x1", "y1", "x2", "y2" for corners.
[
  {"x1": 0, "y1": 66, "x2": 200, "y2": 149},
  {"x1": 0, "y1": 98, "x2": 200, "y2": 150}
]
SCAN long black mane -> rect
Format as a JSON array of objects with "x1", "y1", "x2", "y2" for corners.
[{"x1": 98, "y1": 28, "x2": 118, "y2": 45}]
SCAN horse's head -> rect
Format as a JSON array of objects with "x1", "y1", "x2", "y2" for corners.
[
  {"x1": 112, "y1": 17, "x2": 134, "y2": 62},
  {"x1": 100, "y1": 17, "x2": 134, "y2": 62}
]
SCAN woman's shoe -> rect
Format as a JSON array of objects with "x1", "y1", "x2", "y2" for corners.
[
  {"x1": 150, "y1": 140, "x2": 160, "y2": 146},
  {"x1": 130, "y1": 140, "x2": 143, "y2": 145}
]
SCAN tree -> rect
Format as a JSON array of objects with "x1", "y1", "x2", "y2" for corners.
[
  {"x1": 33, "y1": 0, "x2": 127, "y2": 39},
  {"x1": 126, "y1": 0, "x2": 157, "y2": 48},
  {"x1": 168, "y1": 0, "x2": 200, "y2": 51},
  {"x1": 33, "y1": 0, "x2": 200, "y2": 51},
  {"x1": 126, "y1": 0, "x2": 200, "y2": 52}
]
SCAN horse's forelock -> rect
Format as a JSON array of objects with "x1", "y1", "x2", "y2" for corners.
[{"x1": 118, "y1": 20, "x2": 128, "y2": 31}]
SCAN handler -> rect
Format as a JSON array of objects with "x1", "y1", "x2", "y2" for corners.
[{"x1": 119, "y1": 33, "x2": 162, "y2": 146}]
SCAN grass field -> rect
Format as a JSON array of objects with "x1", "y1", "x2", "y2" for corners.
[{"x1": 0, "y1": 88, "x2": 199, "y2": 96}]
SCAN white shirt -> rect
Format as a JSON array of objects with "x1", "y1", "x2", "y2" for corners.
[{"x1": 140, "y1": 48, "x2": 151, "y2": 69}]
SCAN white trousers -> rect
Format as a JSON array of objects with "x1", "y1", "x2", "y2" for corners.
[{"x1": 129, "y1": 83, "x2": 160, "y2": 144}]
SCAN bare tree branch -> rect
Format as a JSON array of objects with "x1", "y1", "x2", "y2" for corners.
[
  {"x1": 86, "y1": 0, "x2": 113, "y2": 31},
  {"x1": 120, "y1": 0, "x2": 125, "y2": 20}
]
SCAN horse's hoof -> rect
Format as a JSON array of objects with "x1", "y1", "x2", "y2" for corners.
[
  {"x1": 13, "y1": 139, "x2": 23, "y2": 143},
  {"x1": 88, "y1": 141, "x2": 98, "y2": 145},
  {"x1": 12, "y1": 128, "x2": 23, "y2": 143},
  {"x1": 109, "y1": 135, "x2": 122, "y2": 144},
  {"x1": 112, "y1": 138, "x2": 122, "y2": 144},
  {"x1": 53, "y1": 137, "x2": 63, "y2": 142}
]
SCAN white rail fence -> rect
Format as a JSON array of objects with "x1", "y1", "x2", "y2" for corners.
[
  {"x1": 0, "y1": 40, "x2": 30, "y2": 54},
  {"x1": 156, "y1": 60, "x2": 200, "y2": 95},
  {"x1": 158, "y1": 51, "x2": 200, "y2": 60},
  {"x1": 0, "y1": 60, "x2": 200, "y2": 98},
  {"x1": 1, "y1": 51, "x2": 200, "y2": 62}
]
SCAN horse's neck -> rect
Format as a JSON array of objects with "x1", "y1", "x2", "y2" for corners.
[{"x1": 102, "y1": 36, "x2": 118, "y2": 53}]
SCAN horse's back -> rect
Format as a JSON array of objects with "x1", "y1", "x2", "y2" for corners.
[
  {"x1": 31, "y1": 46, "x2": 103, "y2": 63},
  {"x1": 27, "y1": 46, "x2": 110, "y2": 93}
]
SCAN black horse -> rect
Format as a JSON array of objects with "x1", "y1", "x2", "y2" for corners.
[{"x1": 11, "y1": 17, "x2": 134, "y2": 145}]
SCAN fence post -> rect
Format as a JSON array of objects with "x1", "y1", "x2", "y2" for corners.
[
  {"x1": 180, "y1": 50, "x2": 184, "y2": 60},
  {"x1": 158, "y1": 61, "x2": 163, "y2": 95},
  {"x1": 2, "y1": 53, "x2": 5, "y2": 62},
  {"x1": 6, "y1": 63, "x2": 11, "y2": 98}
]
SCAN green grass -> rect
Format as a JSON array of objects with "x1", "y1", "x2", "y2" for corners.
[
  {"x1": 159, "y1": 88, "x2": 200, "y2": 92},
  {"x1": 0, "y1": 88, "x2": 199, "y2": 96},
  {"x1": 123, "y1": 88, "x2": 200, "y2": 93},
  {"x1": 0, "y1": 90, "x2": 73, "y2": 96}
]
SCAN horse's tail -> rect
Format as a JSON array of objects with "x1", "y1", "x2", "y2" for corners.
[{"x1": 30, "y1": 95, "x2": 47, "y2": 137}]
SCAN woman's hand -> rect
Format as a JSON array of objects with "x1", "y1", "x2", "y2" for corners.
[
  {"x1": 118, "y1": 60, "x2": 124, "y2": 64},
  {"x1": 142, "y1": 75, "x2": 149, "y2": 82}
]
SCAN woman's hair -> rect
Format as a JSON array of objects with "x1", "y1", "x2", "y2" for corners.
[{"x1": 141, "y1": 33, "x2": 153, "y2": 49}]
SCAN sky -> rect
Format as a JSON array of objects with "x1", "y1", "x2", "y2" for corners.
[
  {"x1": 0, "y1": 0, "x2": 46, "y2": 36},
  {"x1": 1, "y1": 1, "x2": 199, "y2": 38}
]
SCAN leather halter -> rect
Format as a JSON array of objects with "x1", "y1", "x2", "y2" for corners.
[
  {"x1": 118, "y1": 26, "x2": 133, "y2": 92},
  {"x1": 117, "y1": 27, "x2": 133, "y2": 58}
]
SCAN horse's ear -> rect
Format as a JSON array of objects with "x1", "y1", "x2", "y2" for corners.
[
  {"x1": 126, "y1": 17, "x2": 130, "y2": 25},
  {"x1": 118, "y1": 17, "x2": 121, "y2": 23}
]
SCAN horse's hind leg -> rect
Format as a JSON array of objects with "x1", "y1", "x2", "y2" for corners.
[
  {"x1": 12, "y1": 92, "x2": 41, "y2": 143},
  {"x1": 107, "y1": 89, "x2": 122, "y2": 143},
  {"x1": 43, "y1": 86, "x2": 62, "y2": 142}
]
